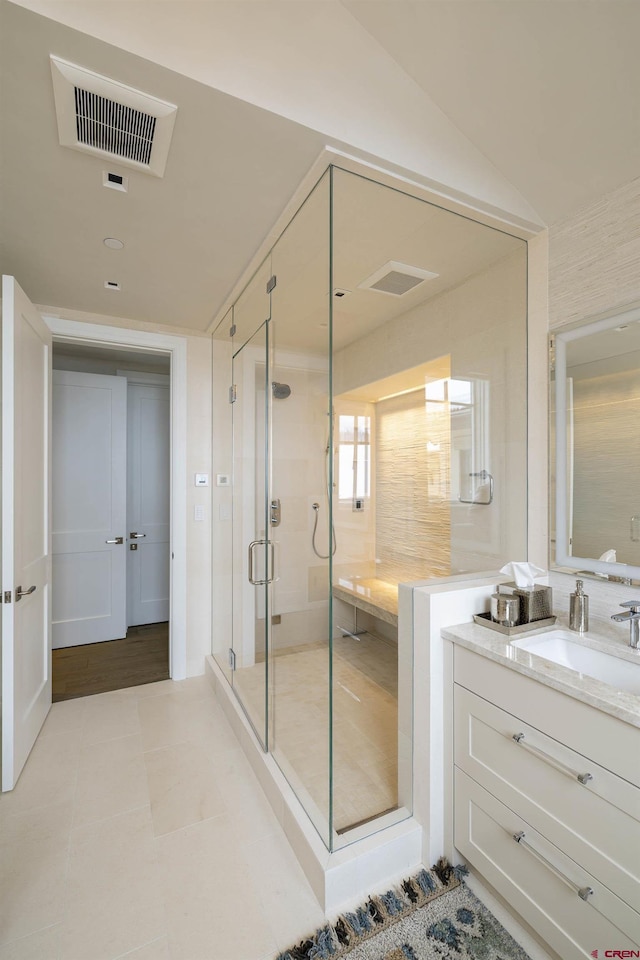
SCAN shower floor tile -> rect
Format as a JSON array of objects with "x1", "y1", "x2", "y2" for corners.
[{"x1": 233, "y1": 632, "x2": 399, "y2": 833}]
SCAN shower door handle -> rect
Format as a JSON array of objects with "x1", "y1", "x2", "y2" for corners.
[{"x1": 248, "y1": 540, "x2": 276, "y2": 585}]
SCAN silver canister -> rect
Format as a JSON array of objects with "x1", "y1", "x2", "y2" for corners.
[
  {"x1": 507, "y1": 583, "x2": 553, "y2": 624},
  {"x1": 491, "y1": 592, "x2": 520, "y2": 627}
]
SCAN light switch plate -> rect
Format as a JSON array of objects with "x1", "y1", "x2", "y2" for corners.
[{"x1": 195, "y1": 474, "x2": 209, "y2": 487}]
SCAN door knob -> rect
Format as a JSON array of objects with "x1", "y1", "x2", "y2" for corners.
[
  {"x1": 105, "y1": 537, "x2": 124, "y2": 544},
  {"x1": 129, "y1": 532, "x2": 146, "y2": 539}
]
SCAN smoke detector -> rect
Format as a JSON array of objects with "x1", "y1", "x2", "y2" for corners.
[
  {"x1": 50, "y1": 56, "x2": 178, "y2": 177},
  {"x1": 358, "y1": 260, "x2": 439, "y2": 296}
]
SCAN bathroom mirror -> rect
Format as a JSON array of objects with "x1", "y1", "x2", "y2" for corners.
[{"x1": 553, "y1": 305, "x2": 640, "y2": 581}]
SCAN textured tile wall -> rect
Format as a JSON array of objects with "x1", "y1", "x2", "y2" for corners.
[
  {"x1": 549, "y1": 176, "x2": 640, "y2": 331},
  {"x1": 376, "y1": 390, "x2": 451, "y2": 582}
]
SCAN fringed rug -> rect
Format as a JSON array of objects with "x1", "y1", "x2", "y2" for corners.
[{"x1": 276, "y1": 859, "x2": 532, "y2": 960}]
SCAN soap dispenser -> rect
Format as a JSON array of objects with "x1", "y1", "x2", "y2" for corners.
[{"x1": 569, "y1": 579, "x2": 589, "y2": 634}]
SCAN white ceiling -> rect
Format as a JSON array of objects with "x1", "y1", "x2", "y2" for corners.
[
  {"x1": 344, "y1": 0, "x2": 640, "y2": 226},
  {"x1": 2, "y1": 0, "x2": 639, "y2": 334},
  {"x1": 0, "y1": 2, "x2": 328, "y2": 331}
]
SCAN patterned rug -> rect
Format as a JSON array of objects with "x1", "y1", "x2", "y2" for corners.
[{"x1": 276, "y1": 860, "x2": 532, "y2": 960}]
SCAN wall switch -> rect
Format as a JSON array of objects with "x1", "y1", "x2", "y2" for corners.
[
  {"x1": 194, "y1": 505, "x2": 205, "y2": 522},
  {"x1": 219, "y1": 504, "x2": 232, "y2": 521},
  {"x1": 216, "y1": 474, "x2": 230, "y2": 487},
  {"x1": 195, "y1": 474, "x2": 209, "y2": 487}
]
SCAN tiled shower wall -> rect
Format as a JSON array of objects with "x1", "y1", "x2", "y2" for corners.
[
  {"x1": 334, "y1": 250, "x2": 528, "y2": 580},
  {"x1": 375, "y1": 390, "x2": 451, "y2": 582}
]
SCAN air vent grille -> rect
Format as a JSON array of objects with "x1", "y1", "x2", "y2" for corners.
[
  {"x1": 358, "y1": 260, "x2": 439, "y2": 297},
  {"x1": 51, "y1": 56, "x2": 177, "y2": 177},
  {"x1": 370, "y1": 270, "x2": 425, "y2": 296},
  {"x1": 74, "y1": 87, "x2": 157, "y2": 165}
]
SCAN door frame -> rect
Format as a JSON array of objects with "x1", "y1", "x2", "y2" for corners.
[
  {"x1": 119, "y1": 370, "x2": 171, "y2": 629},
  {"x1": 45, "y1": 316, "x2": 188, "y2": 680}
]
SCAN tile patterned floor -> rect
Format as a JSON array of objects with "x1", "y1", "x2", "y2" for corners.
[{"x1": 0, "y1": 677, "x2": 327, "y2": 960}]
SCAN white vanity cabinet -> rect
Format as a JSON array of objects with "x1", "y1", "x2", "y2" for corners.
[{"x1": 452, "y1": 646, "x2": 640, "y2": 960}]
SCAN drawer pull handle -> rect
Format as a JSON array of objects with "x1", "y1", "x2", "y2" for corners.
[
  {"x1": 512, "y1": 831, "x2": 594, "y2": 903},
  {"x1": 512, "y1": 733, "x2": 593, "y2": 786}
]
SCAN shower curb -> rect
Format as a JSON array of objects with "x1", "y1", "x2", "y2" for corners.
[{"x1": 205, "y1": 655, "x2": 423, "y2": 913}]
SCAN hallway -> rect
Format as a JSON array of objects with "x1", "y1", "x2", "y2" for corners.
[
  {"x1": 0, "y1": 677, "x2": 325, "y2": 960},
  {"x1": 52, "y1": 623, "x2": 170, "y2": 702}
]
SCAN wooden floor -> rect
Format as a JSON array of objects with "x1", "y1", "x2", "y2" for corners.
[{"x1": 52, "y1": 622, "x2": 170, "y2": 702}]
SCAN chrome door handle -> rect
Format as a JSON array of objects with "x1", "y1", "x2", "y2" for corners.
[
  {"x1": 130, "y1": 532, "x2": 146, "y2": 539},
  {"x1": 248, "y1": 540, "x2": 275, "y2": 585},
  {"x1": 15, "y1": 585, "x2": 36, "y2": 601},
  {"x1": 105, "y1": 537, "x2": 124, "y2": 544},
  {"x1": 248, "y1": 539, "x2": 267, "y2": 585}
]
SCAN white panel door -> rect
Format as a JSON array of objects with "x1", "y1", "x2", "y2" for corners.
[
  {"x1": 2, "y1": 276, "x2": 52, "y2": 791},
  {"x1": 52, "y1": 370, "x2": 127, "y2": 647},
  {"x1": 126, "y1": 382, "x2": 170, "y2": 626}
]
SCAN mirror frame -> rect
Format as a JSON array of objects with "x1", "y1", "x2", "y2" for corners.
[{"x1": 554, "y1": 304, "x2": 640, "y2": 581}]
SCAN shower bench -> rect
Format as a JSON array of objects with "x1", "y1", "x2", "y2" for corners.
[{"x1": 332, "y1": 577, "x2": 398, "y2": 628}]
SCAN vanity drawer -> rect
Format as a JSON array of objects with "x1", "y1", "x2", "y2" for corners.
[
  {"x1": 454, "y1": 684, "x2": 640, "y2": 911},
  {"x1": 454, "y1": 645, "x2": 640, "y2": 788},
  {"x1": 454, "y1": 768, "x2": 640, "y2": 960}
]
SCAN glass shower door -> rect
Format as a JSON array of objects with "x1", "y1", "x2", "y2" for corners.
[
  {"x1": 230, "y1": 319, "x2": 271, "y2": 749},
  {"x1": 268, "y1": 171, "x2": 332, "y2": 847}
]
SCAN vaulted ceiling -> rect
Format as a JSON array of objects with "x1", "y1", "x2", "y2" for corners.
[{"x1": 2, "y1": 0, "x2": 639, "y2": 333}]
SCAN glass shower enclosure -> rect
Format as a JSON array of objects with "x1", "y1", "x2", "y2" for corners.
[{"x1": 211, "y1": 165, "x2": 528, "y2": 852}]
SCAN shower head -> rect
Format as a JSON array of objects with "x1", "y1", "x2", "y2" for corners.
[{"x1": 272, "y1": 381, "x2": 291, "y2": 400}]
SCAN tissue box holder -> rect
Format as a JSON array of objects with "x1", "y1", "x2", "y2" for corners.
[{"x1": 506, "y1": 582, "x2": 552, "y2": 625}]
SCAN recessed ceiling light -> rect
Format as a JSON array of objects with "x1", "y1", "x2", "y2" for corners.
[
  {"x1": 103, "y1": 237, "x2": 124, "y2": 250},
  {"x1": 104, "y1": 280, "x2": 121, "y2": 291}
]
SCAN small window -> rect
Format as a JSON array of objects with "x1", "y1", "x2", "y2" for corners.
[{"x1": 337, "y1": 414, "x2": 371, "y2": 502}]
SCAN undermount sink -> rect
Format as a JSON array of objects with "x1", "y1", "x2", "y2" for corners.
[{"x1": 511, "y1": 630, "x2": 640, "y2": 696}]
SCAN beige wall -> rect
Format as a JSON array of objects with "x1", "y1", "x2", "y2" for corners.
[{"x1": 185, "y1": 336, "x2": 213, "y2": 675}]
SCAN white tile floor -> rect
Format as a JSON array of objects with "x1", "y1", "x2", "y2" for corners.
[{"x1": 0, "y1": 677, "x2": 328, "y2": 960}]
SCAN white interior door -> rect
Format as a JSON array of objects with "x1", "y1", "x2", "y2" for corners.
[
  {"x1": 126, "y1": 380, "x2": 170, "y2": 626},
  {"x1": 2, "y1": 276, "x2": 52, "y2": 791},
  {"x1": 52, "y1": 370, "x2": 127, "y2": 647}
]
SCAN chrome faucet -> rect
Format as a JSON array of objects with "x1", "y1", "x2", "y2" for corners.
[{"x1": 611, "y1": 600, "x2": 640, "y2": 649}]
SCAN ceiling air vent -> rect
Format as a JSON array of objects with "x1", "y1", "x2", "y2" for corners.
[
  {"x1": 50, "y1": 56, "x2": 177, "y2": 177},
  {"x1": 358, "y1": 260, "x2": 439, "y2": 296}
]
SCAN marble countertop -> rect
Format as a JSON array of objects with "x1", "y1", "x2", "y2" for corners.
[
  {"x1": 441, "y1": 617, "x2": 640, "y2": 728},
  {"x1": 332, "y1": 578, "x2": 398, "y2": 626}
]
